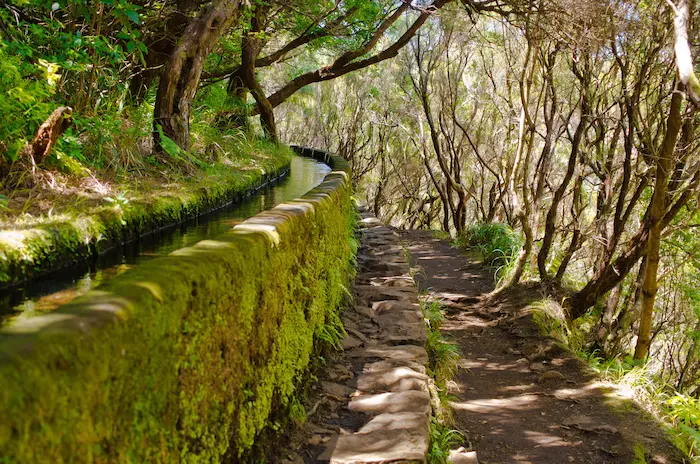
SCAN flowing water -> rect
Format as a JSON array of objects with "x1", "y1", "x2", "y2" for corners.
[{"x1": 0, "y1": 155, "x2": 331, "y2": 326}]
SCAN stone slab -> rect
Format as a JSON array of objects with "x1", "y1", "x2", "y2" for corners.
[
  {"x1": 319, "y1": 428, "x2": 428, "y2": 463},
  {"x1": 348, "y1": 390, "x2": 431, "y2": 415},
  {"x1": 347, "y1": 344, "x2": 428, "y2": 364},
  {"x1": 357, "y1": 366, "x2": 429, "y2": 393}
]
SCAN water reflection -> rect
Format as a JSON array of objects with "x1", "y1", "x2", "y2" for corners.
[{"x1": 0, "y1": 156, "x2": 330, "y2": 325}]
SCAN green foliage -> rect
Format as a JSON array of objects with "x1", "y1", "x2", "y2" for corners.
[
  {"x1": 633, "y1": 443, "x2": 648, "y2": 463},
  {"x1": 288, "y1": 398, "x2": 307, "y2": 426},
  {"x1": 428, "y1": 417, "x2": 465, "y2": 464},
  {"x1": 665, "y1": 394, "x2": 700, "y2": 454},
  {"x1": 426, "y1": 329, "x2": 461, "y2": 386},
  {"x1": 0, "y1": 154, "x2": 355, "y2": 462},
  {"x1": 420, "y1": 298, "x2": 461, "y2": 426},
  {"x1": 0, "y1": 44, "x2": 52, "y2": 162},
  {"x1": 422, "y1": 299, "x2": 460, "y2": 384},
  {"x1": 2, "y1": 0, "x2": 146, "y2": 108},
  {"x1": 455, "y1": 223, "x2": 522, "y2": 281}
]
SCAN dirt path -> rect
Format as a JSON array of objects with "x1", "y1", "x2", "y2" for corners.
[{"x1": 400, "y1": 230, "x2": 686, "y2": 464}]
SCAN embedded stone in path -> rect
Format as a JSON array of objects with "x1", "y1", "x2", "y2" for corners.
[
  {"x1": 356, "y1": 366, "x2": 429, "y2": 393},
  {"x1": 349, "y1": 391, "x2": 431, "y2": 415},
  {"x1": 318, "y1": 428, "x2": 428, "y2": 463}
]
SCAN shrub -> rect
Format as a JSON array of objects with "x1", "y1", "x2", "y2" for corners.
[{"x1": 455, "y1": 223, "x2": 522, "y2": 268}]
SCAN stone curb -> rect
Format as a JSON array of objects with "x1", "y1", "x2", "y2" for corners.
[{"x1": 317, "y1": 212, "x2": 430, "y2": 464}]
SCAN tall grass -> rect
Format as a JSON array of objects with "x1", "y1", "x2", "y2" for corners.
[
  {"x1": 455, "y1": 223, "x2": 522, "y2": 284},
  {"x1": 419, "y1": 297, "x2": 465, "y2": 463}
]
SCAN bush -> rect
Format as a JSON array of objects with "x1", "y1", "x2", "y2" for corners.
[
  {"x1": 0, "y1": 45, "x2": 53, "y2": 163},
  {"x1": 455, "y1": 223, "x2": 522, "y2": 267}
]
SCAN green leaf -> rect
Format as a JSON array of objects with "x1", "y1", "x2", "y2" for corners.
[{"x1": 124, "y1": 9, "x2": 139, "y2": 24}]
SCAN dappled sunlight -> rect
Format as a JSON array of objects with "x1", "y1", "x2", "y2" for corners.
[
  {"x1": 523, "y1": 430, "x2": 575, "y2": 448},
  {"x1": 233, "y1": 223, "x2": 281, "y2": 245},
  {"x1": 134, "y1": 282, "x2": 163, "y2": 302},
  {"x1": 416, "y1": 255, "x2": 453, "y2": 261},
  {"x1": 461, "y1": 358, "x2": 531, "y2": 372},
  {"x1": 192, "y1": 239, "x2": 235, "y2": 250},
  {"x1": 2, "y1": 312, "x2": 79, "y2": 334},
  {"x1": 452, "y1": 393, "x2": 540, "y2": 413}
]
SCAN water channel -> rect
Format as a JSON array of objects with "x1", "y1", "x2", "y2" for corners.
[{"x1": 0, "y1": 155, "x2": 331, "y2": 326}]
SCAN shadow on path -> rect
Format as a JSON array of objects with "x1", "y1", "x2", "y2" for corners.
[{"x1": 399, "y1": 230, "x2": 686, "y2": 464}]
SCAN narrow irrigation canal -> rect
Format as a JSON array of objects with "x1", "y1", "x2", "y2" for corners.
[{"x1": 0, "y1": 155, "x2": 330, "y2": 326}]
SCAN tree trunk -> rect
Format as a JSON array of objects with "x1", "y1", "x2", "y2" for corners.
[
  {"x1": 153, "y1": 0, "x2": 241, "y2": 153},
  {"x1": 538, "y1": 105, "x2": 586, "y2": 280},
  {"x1": 633, "y1": 87, "x2": 683, "y2": 360},
  {"x1": 129, "y1": 0, "x2": 205, "y2": 104}
]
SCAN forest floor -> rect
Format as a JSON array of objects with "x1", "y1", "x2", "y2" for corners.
[{"x1": 399, "y1": 229, "x2": 687, "y2": 464}]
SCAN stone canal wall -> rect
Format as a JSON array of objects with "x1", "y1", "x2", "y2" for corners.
[{"x1": 0, "y1": 149, "x2": 355, "y2": 462}]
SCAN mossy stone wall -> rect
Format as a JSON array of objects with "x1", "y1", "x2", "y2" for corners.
[
  {"x1": 0, "y1": 150, "x2": 292, "y2": 288},
  {"x1": 0, "y1": 150, "x2": 354, "y2": 463}
]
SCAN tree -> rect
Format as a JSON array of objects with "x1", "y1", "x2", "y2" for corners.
[
  {"x1": 634, "y1": 0, "x2": 699, "y2": 360},
  {"x1": 153, "y1": 0, "x2": 241, "y2": 152}
]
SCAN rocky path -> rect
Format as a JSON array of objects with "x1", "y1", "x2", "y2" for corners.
[
  {"x1": 400, "y1": 230, "x2": 686, "y2": 464},
  {"x1": 282, "y1": 214, "x2": 432, "y2": 463}
]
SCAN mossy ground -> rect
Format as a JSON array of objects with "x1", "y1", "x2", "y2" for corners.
[
  {"x1": 0, "y1": 153, "x2": 355, "y2": 463},
  {"x1": 0, "y1": 140, "x2": 292, "y2": 286}
]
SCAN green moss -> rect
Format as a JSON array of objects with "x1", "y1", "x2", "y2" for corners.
[
  {"x1": 0, "y1": 151, "x2": 355, "y2": 462},
  {"x1": 0, "y1": 145, "x2": 293, "y2": 286}
]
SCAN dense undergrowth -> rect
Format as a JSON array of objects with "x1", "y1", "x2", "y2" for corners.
[
  {"x1": 0, "y1": 154, "x2": 356, "y2": 462},
  {"x1": 454, "y1": 223, "x2": 522, "y2": 286},
  {"x1": 1, "y1": 38, "x2": 293, "y2": 286}
]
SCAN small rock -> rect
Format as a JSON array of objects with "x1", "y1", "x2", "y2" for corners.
[
  {"x1": 307, "y1": 434, "x2": 324, "y2": 446},
  {"x1": 329, "y1": 364, "x2": 354, "y2": 381},
  {"x1": 322, "y1": 381, "x2": 354, "y2": 398},
  {"x1": 529, "y1": 362, "x2": 547, "y2": 372},
  {"x1": 538, "y1": 370, "x2": 566, "y2": 383},
  {"x1": 280, "y1": 451, "x2": 304, "y2": 464},
  {"x1": 340, "y1": 334, "x2": 363, "y2": 350},
  {"x1": 448, "y1": 447, "x2": 479, "y2": 464},
  {"x1": 591, "y1": 425, "x2": 619, "y2": 434},
  {"x1": 307, "y1": 423, "x2": 336, "y2": 435}
]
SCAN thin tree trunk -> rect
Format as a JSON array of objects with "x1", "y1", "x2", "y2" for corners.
[
  {"x1": 634, "y1": 87, "x2": 683, "y2": 360},
  {"x1": 239, "y1": 6, "x2": 278, "y2": 141}
]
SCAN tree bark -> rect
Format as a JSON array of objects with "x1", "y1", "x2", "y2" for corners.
[
  {"x1": 538, "y1": 63, "x2": 587, "y2": 279},
  {"x1": 239, "y1": 4, "x2": 278, "y2": 141},
  {"x1": 129, "y1": 0, "x2": 206, "y2": 104},
  {"x1": 153, "y1": 0, "x2": 241, "y2": 153},
  {"x1": 26, "y1": 106, "x2": 73, "y2": 165},
  {"x1": 633, "y1": 86, "x2": 684, "y2": 360}
]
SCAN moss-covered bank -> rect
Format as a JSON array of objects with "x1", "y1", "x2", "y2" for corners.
[
  {"x1": 0, "y1": 145, "x2": 293, "y2": 288},
  {"x1": 0, "y1": 150, "x2": 355, "y2": 462}
]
